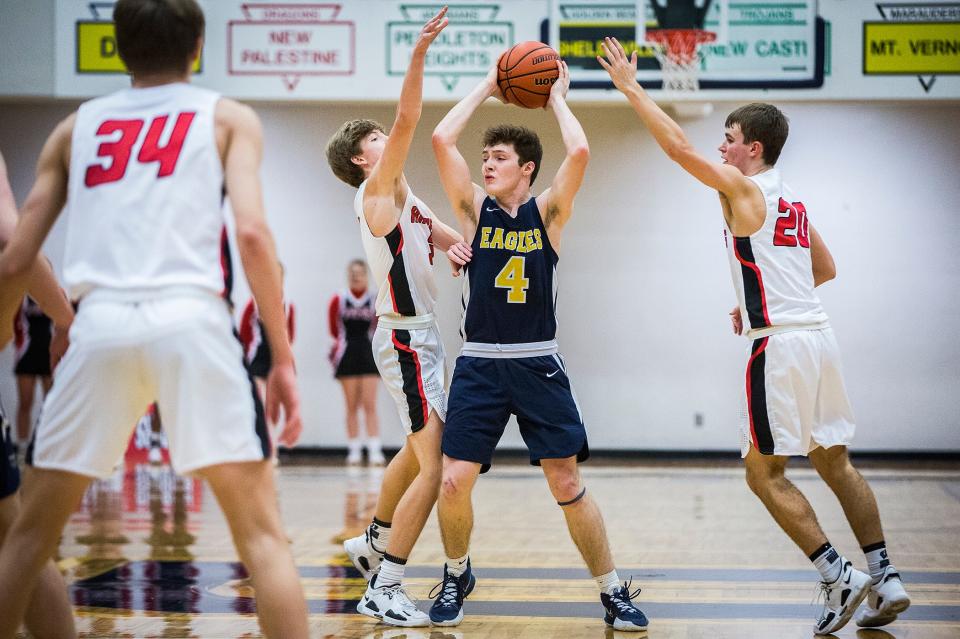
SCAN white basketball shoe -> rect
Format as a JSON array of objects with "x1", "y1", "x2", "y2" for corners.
[
  {"x1": 343, "y1": 528, "x2": 383, "y2": 581},
  {"x1": 357, "y1": 574, "x2": 430, "y2": 627},
  {"x1": 814, "y1": 560, "x2": 872, "y2": 635},
  {"x1": 855, "y1": 565, "x2": 911, "y2": 627}
]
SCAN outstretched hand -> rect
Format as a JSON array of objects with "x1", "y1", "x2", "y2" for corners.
[
  {"x1": 547, "y1": 59, "x2": 570, "y2": 108},
  {"x1": 596, "y1": 37, "x2": 639, "y2": 93},
  {"x1": 447, "y1": 241, "x2": 473, "y2": 277},
  {"x1": 415, "y1": 6, "x2": 449, "y2": 51}
]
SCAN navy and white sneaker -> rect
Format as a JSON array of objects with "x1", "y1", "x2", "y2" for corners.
[
  {"x1": 600, "y1": 581, "x2": 648, "y2": 631},
  {"x1": 344, "y1": 528, "x2": 383, "y2": 581},
  {"x1": 814, "y1": 560, "x2": 872, "y2": 635},
  {"x1": 855, "y1": 565, "x2": 911, "y2": 628},
  {"x1": 358, "y1": 573, "x2": 430, "y2": 627},
  {"x1": 428, "y1": 560, "x2": 476, "y2": 626}
]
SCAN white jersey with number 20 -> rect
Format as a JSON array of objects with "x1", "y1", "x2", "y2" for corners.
[{"x1": 725, "y1": 168, "x2": 829, "y2": 339}]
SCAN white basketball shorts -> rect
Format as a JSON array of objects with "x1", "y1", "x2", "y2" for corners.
[
  {"x1": 30, "y1": 291, "x2": 269, "y2": 477},
  {"x1": 739, "y1": 327, "x2": 856, "y2": 457},
  {"x1": 372, "y1": 317, "x2": 447, "y2": 435}
]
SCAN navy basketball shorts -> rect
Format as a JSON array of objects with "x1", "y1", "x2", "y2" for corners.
[
  {"x1": 443, "y1": 354, "x2": 589, "y2": 473},
  {"x1": 0, "y1": 412, "x2": 19, "y2": 500}
]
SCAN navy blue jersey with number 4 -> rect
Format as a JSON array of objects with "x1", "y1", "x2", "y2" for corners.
[{"x1": 462, "y1": 196, "x2": 558, "y2": 345}]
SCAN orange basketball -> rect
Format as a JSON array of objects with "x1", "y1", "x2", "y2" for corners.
[{"x1": 497, "y1": 41, "x2": 560, "y2": 109}]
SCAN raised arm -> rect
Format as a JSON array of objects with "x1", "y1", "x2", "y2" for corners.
[
  {"x1": 220, "y1": 99, "x2": 301, "y2": 445},
  {"x1": 431, "y1": 66, "x2": 499, "y2": 241},
  {"x1": 597, "y1": 37, "x2": 750, "y2": 199},
  {"x1": 363, "y1": 7, "x2": 448, "y2": 235},
  {"x1": 536, "y1": 60, "x2": 589, "y2": 247}
]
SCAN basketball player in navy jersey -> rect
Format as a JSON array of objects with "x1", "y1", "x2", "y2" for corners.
[
  {"x1": 0, "y1": 150, "x2": 77, "y2": 638},
  {"x1": 326, "y1": 7, "x2": 469, "y2": 628},
  {"x1": 428, "y1": 62, "x2": 648, "y2": 630},
  {"x1": 599, "y1": 37, "x2": 910, "y2": 634},
  {"x1": 0, "y1": 2, "x2": 308, "y2": 637}
]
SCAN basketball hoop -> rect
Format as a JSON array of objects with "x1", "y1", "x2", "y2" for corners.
[{"x1": 645, "y1": 28, "x2": 716, "y2": 93}]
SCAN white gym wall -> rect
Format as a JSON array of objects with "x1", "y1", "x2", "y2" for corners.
[{"x1": 2, "y1": 100, "x2": 958, "y2": 452}]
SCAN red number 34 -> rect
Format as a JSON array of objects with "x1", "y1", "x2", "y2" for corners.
[
  {"x1": 773, "y1": 198, "x2": 810, "y2": 248},
  {"x1": 85, "y1": 112, "x2": 196, "y2": 187}
]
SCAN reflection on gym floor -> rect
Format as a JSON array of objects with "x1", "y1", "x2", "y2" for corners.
[{"x1": 54, "y1": 460, "x2": 960, "y2": 639}]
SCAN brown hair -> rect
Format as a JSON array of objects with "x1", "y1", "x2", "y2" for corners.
[
  {"x1": 725, "y1": 103, "x2": 789, "y2": 166},
  {"x1": 113, "y1": 0, "x2": 205, "y2": 76},
  {"x1": 326, "y1": 120, "x2": 384, "y2": 188},
  {"x1": 482, "y1": 125, "x2": 543, "y2": 186}
]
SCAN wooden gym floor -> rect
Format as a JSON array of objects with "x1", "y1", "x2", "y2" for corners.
[{"x1": 41, "y1": 458, "x2": 960, "y2": 638}]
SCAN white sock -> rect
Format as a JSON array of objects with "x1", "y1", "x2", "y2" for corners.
[
  {"x1": 366, "y1": 437, "x2": 382, "y2": 453},
  {"x1": 596, "y1": 569, "x2": 621, "y2": 595},
  {"x1": 369, "y1": 518, "x2": 390, "y2": 554},
  {"x1": 347, "y1": 438, "x2": 362, "y2": 455},
  {"x1": 863, "y1": 541, "x2": 891, "y2": 584},
  {"x1": 446, "y1": 553, "x2": 470, "y2": 577},
  {"x1": 810, "y1": 543, "x2": 843, "y2": 583},
  {"x1": 377, "y1": 557, "x2": 406, "y2": 587}
]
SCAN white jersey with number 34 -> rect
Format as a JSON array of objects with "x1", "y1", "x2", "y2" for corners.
[
  {"x1": 64, "y1": 83, "x2": 225, "y2": 300},
  {"x1": 724, "y1": 168, "x2": 829, "y2": 339}
]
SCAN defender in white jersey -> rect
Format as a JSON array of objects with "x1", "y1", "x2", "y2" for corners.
[
  {"x1": 600, "y1": 38, "x2": 910, "y2": 635},
  {"x1": 325, "y1": 8, "x2": 466, "y2": 628},
  {"x1": 0, "y1": 2, "x2": 308, "y2": 637}
]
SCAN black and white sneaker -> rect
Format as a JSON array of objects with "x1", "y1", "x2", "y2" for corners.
[
  {"x1": 357, "y1": 574, "x2": 430, "y2": 627},
  {"x1": 600, "y1": 580, "x2": 648, "y2": 631},
  {"x1": 344, "y1": 528, "x2": 383, "y2": 581},
  {"x1": 814, "y1": 560, "x2": 872, "y2": 635},
  {"x1": 855, "y1": 565, "x2": 911, "y2": 628}
]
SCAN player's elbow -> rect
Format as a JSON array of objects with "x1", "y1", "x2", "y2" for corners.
[
  {"x1": 814, "y1": 262, "x2": 837, "y2": 287},
  {"x1": 235, "y1": 217, "x2": 272, "y2": 259},
  {"x1": 568, "y1": 144, "x2": 590, "y2": 164},
  {"x1": 432, "y1": 129, "x2": 455, "y2": 151},
  {"x1": 665, "y1": 140, "x2": 694, "y2": 163},
  {"x1": 0, "y1": 251, "x2": 30, "y2": 281},
  {"x1": 394, "y1": 106, "x2": 421, "y2": 131}
]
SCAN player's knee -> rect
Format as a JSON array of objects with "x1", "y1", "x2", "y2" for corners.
[
  {"x1": 556, "y1": 485, "x2": 586, "y2": 508},
  {"x1": 440, "y1": 470, "x2": 470, "y2": 502},
  {"x1": 548, "y1": 473, "x2": 583, "y2": 505},
  {"x1": 418, "y1": 460, "x2": 442, "y2": 489},
  {"x1": 745, "y1": 464, "x2": 776, "y2": 496},
  {"x1": 815, "y1": 457, "x2": 856, "y2": 487}
]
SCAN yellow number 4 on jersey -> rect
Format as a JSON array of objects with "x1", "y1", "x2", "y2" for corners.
[{"x1": 495, "y1": 256, "x2": 529, "y2": 303}]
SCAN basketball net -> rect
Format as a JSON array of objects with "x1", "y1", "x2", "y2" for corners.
[{"x1": 646, "y1": 29, "x2": 716, "y2": 93}]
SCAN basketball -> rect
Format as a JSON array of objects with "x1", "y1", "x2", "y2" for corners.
[{"x1": 497, "y1": 41, "x2": 560, "y2": 109}]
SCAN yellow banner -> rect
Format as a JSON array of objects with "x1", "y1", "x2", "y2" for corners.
[
  {"x1": 76, "y1": 22, "x2": 202, "y2": 73},
  {"x1": 863, "y1": 22, "x2": 960, "y2": 74}
]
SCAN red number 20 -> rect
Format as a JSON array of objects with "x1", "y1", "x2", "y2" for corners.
[
  {"x1": 773, "y1": 198, "x2": 810, "y2": 248},
  {"x1": 85, "y1": 112, "x2": 196, "y2": 188}
]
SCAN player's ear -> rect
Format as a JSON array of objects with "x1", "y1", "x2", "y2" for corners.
[
  {"x1": 749, "y1": 140, "x2": 764, "y2": 159},
  {"x1": 190, "y1": 36, "x2": 203, "y2": 68},
  {"x1": 521, "y1": 160, "x2": 535, "y2": 177},
  {"x1": 351, "y1": 155, "x2": 366, "y2": 168}
]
